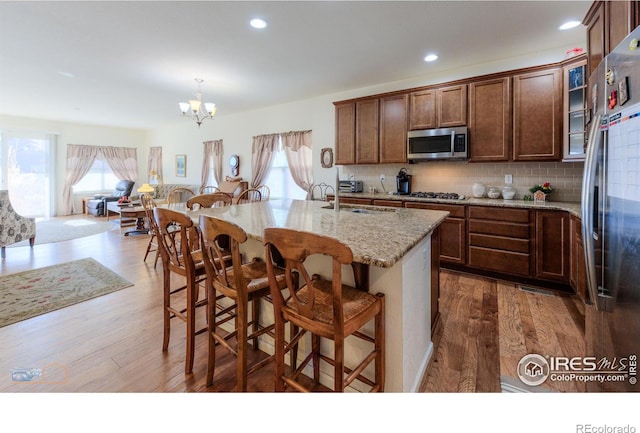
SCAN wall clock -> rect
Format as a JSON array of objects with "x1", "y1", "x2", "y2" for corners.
[
  {"x1": 320, "y1": 148, "x2": 333, "y2": 168},
  {"x1": 229, "y1": 154, "x2": 239, "y2": 176}
]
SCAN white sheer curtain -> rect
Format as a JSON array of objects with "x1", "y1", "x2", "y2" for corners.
[
  {"x1": 201, "y1": 139, "x2": 223, "y2": 188},
  {"x1": 148, "y1": 146, "x2": 163, "y2": 183},
  {"x1": 251, "y1": 134, "x2": 278, "y2": 188},
  {"x1": 281, "y1": 130, "x2": 313, "y2": 199},
  {"x1": 62, "y1": 144, "x2": 99, "y2": 215}
]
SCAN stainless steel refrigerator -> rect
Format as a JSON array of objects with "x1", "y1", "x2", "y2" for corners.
[{"x1": 582, "y1": 26, "x2": 640, "y2": 392}]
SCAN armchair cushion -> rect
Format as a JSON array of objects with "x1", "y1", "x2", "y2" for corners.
[{"x1": 0, "y1": 190, "x2": 36, "y2": 258}]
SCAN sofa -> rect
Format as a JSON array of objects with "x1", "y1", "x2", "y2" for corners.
[
  {"x1": 86, "y1": 180, "x2": 135, "y2": 217},
  {"x1": 0, "y1": 190, "x2": 36, "y2": 258},
  {"x1": 131, "y1": 184, "x2": 199, "y2": 202}
]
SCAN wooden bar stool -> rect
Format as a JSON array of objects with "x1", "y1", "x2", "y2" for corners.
[
  {"x1": 140, "y1": 193, "x2": 160, "y2": 268},
  {"x1": 199, "y1": 214, "x2": 287, "y2": 391},
  {"x1": 186, "y1": 192, "x2": 232, "y2": 209},
  {"x1": 263, "y1": 228, "x2": 385, "y2": 392},
  {"x1": 153, "y1": 207, "x2": 208, "y2": 374}
]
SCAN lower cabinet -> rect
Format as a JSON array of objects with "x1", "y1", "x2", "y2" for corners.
[
  {"x1": 404, "y1": 202, "x2": 466, "y2": 265},
  {"x1": 535, "y1": 210, "x2": 570, "y2": 283},
  {"x1": 570, "y1": 215, "x2": 588, "y2": 301},
  {"x1": 468, "y1": 206, "x2": 531, "y2": 277}
]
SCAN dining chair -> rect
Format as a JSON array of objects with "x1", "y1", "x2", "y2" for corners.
[
  {"x1": 256, "y1": 185, "x2": 270, "y2": 201},
  {"x1": 186, "y1": 192, "x2": 232, "y2": 210},
  {"x1": 236, "y1": 188, "x2": 262, "y2": 204},
  {"x1": 199, "y1": 185, "x2": 220, "y2": 194},
  {"x1": 140, "y1": 193, "x2": 160, "y2": 268},
  {"x1": 167, "y1": 187, "x2": 196, "y2": 205},
  {"x1": 263, "y1": 227, "x2": 386, "y2": 392},
  {"x1": 199, "y1": 214, "x2": 288, "y2": 391},
  {"x1": 153, "y1": 207, "x2": 208, "y2": 374}
]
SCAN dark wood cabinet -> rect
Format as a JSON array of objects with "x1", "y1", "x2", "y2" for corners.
[
  {"x1": 513, "y1": 68, "x2": 562, "y2": 161},
  {"x1": 372, "y1": 199, "x2": 403, "y2": 207},
  {"x1": 437, "y1": 84, "x2": 467, "y2": 128},
  {"x1": 355, "y1": 99, "x2": 379, "y2": 164},
  {"x1": 405, "y1": 202, "x2": 466, "y2": 265},
  {"x1": 379, "y1": 94, "x2": 408, "y2": 164},
  {"x1": 409, "y1": 84, "x2": 467, "y2": 130},
  {"x1": 468, "y1": 206, "x2": 531, "y2": 277},
  {"x1": 409, "y1": 89, "x2": 437, "y2": 130},
  {"x1": 334, "y1": 102, "x2": 356, "y2": 164},
  {"x1": 584, "y1": 1, "x2": 640, "y2": 77},
  {"x1": 535, "y1": 210, "x2": 570, "y2": 283},
  {"x1": 570, "y1": 215, "x2": 588, "y2": 301},
  {"x1": 468, "y1": 77, "x2": 512, "y2": 162}
]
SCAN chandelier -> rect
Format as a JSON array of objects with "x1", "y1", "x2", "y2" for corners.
[{"x1": 178, "y1": 78, "x2": 217, "y2": 127}]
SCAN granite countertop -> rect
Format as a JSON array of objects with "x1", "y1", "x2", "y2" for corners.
[
  {"x1": 336, "y1": 192, "x2": 582, "y2": 217},
  {"x1": 165, "y1": 199, "x2": 448, "y2": 268}
]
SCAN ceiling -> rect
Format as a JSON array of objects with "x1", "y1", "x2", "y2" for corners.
[{"x1": 0, "y1": 1, "x2": 592, "y2": 130}]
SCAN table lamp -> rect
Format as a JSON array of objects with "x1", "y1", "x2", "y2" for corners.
[{"x1": 137, "y1": 183, "x2": 155, "y2": 198}]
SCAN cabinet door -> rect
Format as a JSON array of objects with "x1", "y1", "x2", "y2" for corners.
[
  {"x1": 335, "y1": 102, "x2": 356, "y2": 164},
  {"x1": 468, "y1": 77, "x2": 511, "y2": 162},
  {"x1": 570, "y1": 216, "x2": 588, "y2": 302},
  {"x1": 409, "y1": 89, "x2": 436, "y2": 130},
  {"x1": 379, "y1": 94, "x2": 408, "y2": 164},
  {"x1": 606, "y1": 0, "x2": 636, "y2": 54},
  {"x1": 584, "y1": 1, "x2": 605, "y2": 78},
  {"x1": 563, "y1": 58, "x2": 588, "y2": 161},
  {"x1": 535, "y1": 211, "x2": 570, "y2": 283},
  {"x1": 437, "y1": 84, "x2": 467, "y2": 127},
  {"x1": 513, "y1": 68, "x2": 562, "y2": 161},
  {"x1": 355, "y1": 99, "x2": 379, "y2": 164}
]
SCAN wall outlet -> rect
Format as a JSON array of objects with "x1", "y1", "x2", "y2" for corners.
[
  {"x1": 380, "y1": 174, "x2": 385, "y2": 182},
  {"x1": 505, "y1": 174, "x2": 513, "y2": 184}
]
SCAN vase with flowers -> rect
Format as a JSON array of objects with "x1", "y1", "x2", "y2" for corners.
[{"x1": 529, "y1": 182, "x2": 553, "y2": 202}]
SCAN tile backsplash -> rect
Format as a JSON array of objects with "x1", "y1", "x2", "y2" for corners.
[{"x1": 339, "y1": 160, "x2": 584, "y2": 203}]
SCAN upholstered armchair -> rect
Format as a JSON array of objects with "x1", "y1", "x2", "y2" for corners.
[
  {"x1": 0, "y1": 190, "x2": 36, "y2": 259},
  {"x1": 85, "y1": 180, "x2": 135, "y2": 217}
]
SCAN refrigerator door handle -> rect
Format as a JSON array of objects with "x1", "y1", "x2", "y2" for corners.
[{"x1": 581, "y1": 114, "x2": 602, "y2": 310}]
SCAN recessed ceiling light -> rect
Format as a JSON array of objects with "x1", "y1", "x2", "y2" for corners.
[
  {"x1": 424, "y1": 54, "x2": 438, "y2": 62},
  {"x1": 250, "y1": 18, "x2": 268, "y2": 29},
  {"x1": 559, "y1": 21, "x2": 581, "y2": 30}
]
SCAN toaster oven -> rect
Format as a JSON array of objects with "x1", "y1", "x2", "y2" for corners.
[{"x1": 339, "y1": 180, "x2": 363, "y2": 193}]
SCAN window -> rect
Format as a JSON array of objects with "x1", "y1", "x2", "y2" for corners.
[
  {"x1": 73, "y1": 158, "x2": 120, "y2": 193},
  {"x1": 263, "y1": 142, "x2": 306, "y2": 200},
  {"x1": 0, "y1": 131, "x2": 55, "y2": 218}
]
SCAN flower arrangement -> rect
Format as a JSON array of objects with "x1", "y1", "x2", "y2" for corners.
[{"x1": 529, "y1": 182, "x2": 553, "y2": 195}]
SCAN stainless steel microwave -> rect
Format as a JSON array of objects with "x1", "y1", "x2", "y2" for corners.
[{"x1": 407, "y1": 126, "x2": 468, "y2": 161}]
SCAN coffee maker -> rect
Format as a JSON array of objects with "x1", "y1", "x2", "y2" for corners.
[{"x1": 396, "y1": 168, "x2": 411, "y2": 195}]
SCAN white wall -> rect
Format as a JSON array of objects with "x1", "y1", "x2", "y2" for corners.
[{"x1": 0, "y1": 114, "x2": 149, "y2": 215}]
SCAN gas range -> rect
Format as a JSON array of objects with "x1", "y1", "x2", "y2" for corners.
[{"x1": 409, "y1": 191, "x2": 467, "y2": 200}]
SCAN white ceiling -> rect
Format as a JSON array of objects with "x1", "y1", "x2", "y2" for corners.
[{"x1": 0, "y1": 1, "x2": 592, "y2": 130}]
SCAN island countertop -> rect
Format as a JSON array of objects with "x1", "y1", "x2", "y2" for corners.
[{"x1": 166, "y1": 198, "x2": 448, "y2": 268}]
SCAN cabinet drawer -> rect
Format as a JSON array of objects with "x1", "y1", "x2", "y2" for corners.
[
  {"x1": 469, "y1": 233, "x2": 530, "y2": 253},
  {"x1": 468, "y1": 246, "x2": 531, "y2": 276},
  {"x1": 468, "y1": 219, "x2": 530, "y2": 239},
  {"x1": 405, "y1": 202, "x2": 466, "y2": 218},
  {"x1": 372, "y1": 199, "x2": 403, "y2": 207},
  {"x1": 469, "y1": 206, "x2": 530, "y2": 223}
]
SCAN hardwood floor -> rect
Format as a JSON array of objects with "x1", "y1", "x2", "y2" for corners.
[{"x1": 0, "y1": 215, "x2": 586, "y2": 393}]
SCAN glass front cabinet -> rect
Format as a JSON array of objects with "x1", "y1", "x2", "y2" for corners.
[{"x1": 563, "y1": 56, "x2": 588, "y2": 161}]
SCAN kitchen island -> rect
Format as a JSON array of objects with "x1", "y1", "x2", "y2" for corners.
[{"x1": 166, "y1": 199, "x2": 448, "y2": 392}]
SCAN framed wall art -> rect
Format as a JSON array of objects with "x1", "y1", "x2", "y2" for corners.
[
  {"x1": 320, "y1": 148, "x2": 333, "y2": 168},
  {"x1": 175, "y1": 154, "x2": 186, "y2": 177}
]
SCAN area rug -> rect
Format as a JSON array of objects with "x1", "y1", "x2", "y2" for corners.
[
  {"x1": 0, "y1": 258, "x2": 133, "y2": 328},
  {"x1": 9, "y1": 219, "x2": 117, "y2": 248}
]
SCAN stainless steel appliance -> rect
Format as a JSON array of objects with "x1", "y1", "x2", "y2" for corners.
[
  {"x1": 407, "y1": 126, "x2": 468, "y2": 161},
  {"x1": 396, "y1": 168, "x2": 411, "y2": 195},
  {"x1": 338, "y1": 180, "x2": 363, "y2": 193},
  {"x1": 582, "y1": 26, "x2": 640, "y2": 392}
]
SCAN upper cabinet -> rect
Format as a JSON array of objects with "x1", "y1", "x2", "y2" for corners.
[
  {"x1": 379, "y1": 94, "x2": 409, "y2": 164},
  {"x1": 409, "y1": 84, "x2": 467, "y2": 130},
  {"x1": 563, "y1": 56, "x2": 588, "y2": 161},
  {"x1": 584, "y1": 1, "x2": 640, "y2": 77},
  {"x1": 468, "y1": 77, "x2": 512, "y2": 162},
  {"x1": 335, "y1": 94, "x2": 408, "y2": 165},
  {"x1": 513, "y1": 68, "x2": 562, "y2": 161}
]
